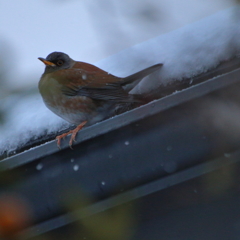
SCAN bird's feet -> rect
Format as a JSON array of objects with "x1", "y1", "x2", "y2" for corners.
[{"x1": 56, "y1": 121, "x2": 87, "y2": 149}]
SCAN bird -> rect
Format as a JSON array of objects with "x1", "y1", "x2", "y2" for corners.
[{"x1": 38, "y1": 52, "x2": 162, "y2": 148}]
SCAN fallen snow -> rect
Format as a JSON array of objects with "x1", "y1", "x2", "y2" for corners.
[
  {"x1": 0, "y1": 94, "x2": 70, "y2": 154},
  {"x1": 1, "y1": 6, "x2": 240, "y2": 156},
  {"x1": 96, "y1": 6, "x2": 240, "y2": 94}
]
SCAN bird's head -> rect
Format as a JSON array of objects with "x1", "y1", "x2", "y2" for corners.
[{"x1": 38, "y1": 52, "x2": 74, "y2": 73}]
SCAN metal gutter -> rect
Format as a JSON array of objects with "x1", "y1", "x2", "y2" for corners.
[{"x1": 1, "y1": 67, "x2": 240, "y2": 170}]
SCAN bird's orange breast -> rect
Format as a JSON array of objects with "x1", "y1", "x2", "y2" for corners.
[{"x1": 39, "y1": 73, "x2": 99, "y2": 125}]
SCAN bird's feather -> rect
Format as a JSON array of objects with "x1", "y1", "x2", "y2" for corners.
[
  {"x1": 61, "y1": 83, "x2": 142, "y2": 102},
  {"x1": 59, "y1": 64, "x2": 162, "y2": 102}
]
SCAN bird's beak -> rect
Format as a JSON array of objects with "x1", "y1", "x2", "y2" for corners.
[{"x1": 38, "y1": 57, "x2": 56, "y2": 66}]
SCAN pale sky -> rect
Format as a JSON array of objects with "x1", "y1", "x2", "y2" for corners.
[{"x1": 0, "y1": 0, "x2": 236, "y2": 90}]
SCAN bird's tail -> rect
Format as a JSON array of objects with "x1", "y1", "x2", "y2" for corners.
[{"x1": 120, "y1": 63, "x2": 163, "y2": 86}]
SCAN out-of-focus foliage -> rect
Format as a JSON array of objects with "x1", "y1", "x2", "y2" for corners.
[{"x1": 0, "y1": 193, "x2": 32, "y2": 239}]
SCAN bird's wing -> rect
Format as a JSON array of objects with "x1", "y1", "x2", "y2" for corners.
[{"x1": 56, "y1": 69, "x2": 141, "y2": 102}]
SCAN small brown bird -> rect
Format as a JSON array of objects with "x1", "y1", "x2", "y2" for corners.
[{"x1": 38, "y1": 52, "x2": 162, "y2": 147}]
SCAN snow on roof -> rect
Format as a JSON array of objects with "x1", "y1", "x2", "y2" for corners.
[
  {"x1": 1, "y1": 6, "x2": 240, "y2": 156},
  {"x1": 96, "y1": 6, "x2": 240, "y2": 94}
]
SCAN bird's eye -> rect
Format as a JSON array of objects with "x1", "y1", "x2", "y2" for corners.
[{"x1": 57, "y1": 60, "x2": 64, "y2": 66}]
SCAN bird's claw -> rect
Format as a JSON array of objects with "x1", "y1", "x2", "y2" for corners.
[{"x1": 56, "y1": 121, "x2": 87, "y2": 149}]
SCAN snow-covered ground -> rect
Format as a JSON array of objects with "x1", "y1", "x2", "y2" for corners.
[{"x1": 1, "y1": 6, "x2": 240, "y2": 156}]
